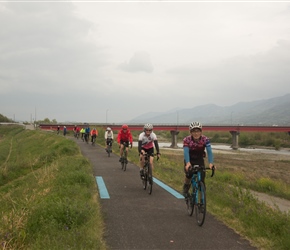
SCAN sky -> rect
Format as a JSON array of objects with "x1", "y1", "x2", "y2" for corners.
[{"x1": 1, "y1": 0, "x2": 290, "y2": 123}]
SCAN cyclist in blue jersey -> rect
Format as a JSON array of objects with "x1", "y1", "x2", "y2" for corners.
[
  {"x1": 182, "y1": 121, "x2": 214, "y2": 198},
  {"x1": 84, "y1": 125, "x2": 90, "y2": 143}
]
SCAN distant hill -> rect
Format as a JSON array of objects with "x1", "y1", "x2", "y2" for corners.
[{"x1": 128, "y1": 94, "x2": 290, "y2": 125}]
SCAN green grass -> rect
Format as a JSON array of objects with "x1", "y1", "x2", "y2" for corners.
[{"x1": 0, "y1": 125, "x2": 106, "y2": 249}]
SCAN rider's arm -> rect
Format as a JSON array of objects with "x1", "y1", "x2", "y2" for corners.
[
  {"x1": 104, "y1": 131, "x2": 107, "y2": 140},
  {"x1": 138, "y1": 141, "x2": 142, "y2": 153},
  {"x1": 183, "y1": 146, "x2": 191, "y2": 171},
  {"x1": 205, "y1": 144, "x2": 214, "y2": 164},
  {"x1": 154, "y1": 140, "x2": 160, "y2": 154},
  {"x1": 183, "y1": 146, "x2": 190, "y2": 163},
  {"x1": 117, "y1": 132, "x2": 121, "y2": 144}
]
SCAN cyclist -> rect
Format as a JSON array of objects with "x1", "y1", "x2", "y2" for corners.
[
  {"x1": 80, "y1": 127, "x2": 85, "y2": 141},
  {"x1": 117, "y1": 124, "x2": 133, "y2": 162},
  {"x1": 84, "y1": 125, "x2": 90, "y2": 143},
  {"x1": 104, "y1": 127, "x2": 114, "y2": 151},
  {"x1": 138, "y1": 123, "x2": 161, "y2": 179},
  {"x1": 90, "y1": 128, "x2": 98, "y2": 143},
  {"x1": 63, "y1": 126, "x2": 67, "y2": 136},
  {"x1": 73, "y1": 125, "x2": 77, "y2": 137},
  {"x1": 75, "y1": 126, "x2": 80, "y2": 139},
  {"x1": 182, "y1": 121, "x2": 214, "y2": 198}
]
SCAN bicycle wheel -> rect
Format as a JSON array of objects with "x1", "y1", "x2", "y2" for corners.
[
  {"x1": 107, "y1": 146, "x2": 111, "y2": 157},
  {"x1": 123, "y1": 152, "x2": 127, "y2": 171},
  {"x1": 195, "y1": 182, "x2": 206, "y2": 226},
  {"x1": 147, "y1": 164, "x2": 153, "y2": 194},
  {"x1": 186, "y1": 193, "x2": 194, "y2": 216},
  {"x1": 142, "y1": 166, "x2": 147, "y2": 190},
  {"x1": 120, "y1": 157, "x2": 124, "y2": 170}
]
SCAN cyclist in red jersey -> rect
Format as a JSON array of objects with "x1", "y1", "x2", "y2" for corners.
[{"x1": 117, "y1": 124, "x2": 133, "y2": 162}]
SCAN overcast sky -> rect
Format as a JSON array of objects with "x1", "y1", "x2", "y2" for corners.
[{"x1": 1, "y1": 1, "x2": 290, "y2": 123}]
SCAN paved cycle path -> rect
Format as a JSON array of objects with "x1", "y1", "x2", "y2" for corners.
[{"x1": 73, "y1": 138, "x2": 256, "y2": 250}]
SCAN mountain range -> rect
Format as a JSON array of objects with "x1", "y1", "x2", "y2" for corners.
[{"x1": 128, "y1": 93, "x2": 290, "y2": 126}]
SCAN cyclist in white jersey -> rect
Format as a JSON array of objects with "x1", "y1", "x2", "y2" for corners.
[
  {"x1": 138, "y1": 123, "x2": 161, "y2": 179},
  {"x1": 104, "y1": 127, "x2": 114, "y2": 151}
]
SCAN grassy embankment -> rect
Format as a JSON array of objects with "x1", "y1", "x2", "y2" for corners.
[
  {"x1": 0, "y1": 125, "x2": 106, "y2": 249},
  {"x1": 1, "y1": 125, "x2": 290, "y2": 250}
]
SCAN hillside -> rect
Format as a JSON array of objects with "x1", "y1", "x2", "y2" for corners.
[{"x1": 129, "y1": 93, "x2": 290, "y2": 125}]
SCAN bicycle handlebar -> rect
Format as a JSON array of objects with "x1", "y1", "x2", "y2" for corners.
[
  {"x1": 191, "y1": 165, "x2": 215, "y2": 177},
  {"x1": 140, "y1": 152, "x2": 160, "y2": 161}
]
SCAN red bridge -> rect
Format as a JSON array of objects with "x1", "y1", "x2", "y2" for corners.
[{"x1": 39, "y1": 124, "x2": 290, "y2": 149}]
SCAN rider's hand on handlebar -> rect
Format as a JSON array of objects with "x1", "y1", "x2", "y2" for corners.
[
  {"x1": 185, "y1": 162, "x2": 191, "y2": 172},
  {"x1": 209, "y1": 163, "x2": 215, "y2": 170}
]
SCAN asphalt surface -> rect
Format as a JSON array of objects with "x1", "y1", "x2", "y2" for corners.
[{"x1": 73, "y1": 137, "x2": 257, "y2": 250}]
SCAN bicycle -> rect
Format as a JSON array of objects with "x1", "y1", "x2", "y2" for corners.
[
  {"x1": 186, "y1": 165, "x2": 215, "y2": 226},
  {"x1": 141, "y1": 153, "x2": 159, "y2": 195},
  {"x1": 106, "y1": 139, "x2": 113, "y2": 157},
  {"x1": 84, "y1": 133, "x2": 89, "y2": 144},
  {"x1": 91, "y1": 135, "x2": 96, "y2": 146},
  {"x1": 120, "y1": 142, "x2": 131, "y2": 171}
]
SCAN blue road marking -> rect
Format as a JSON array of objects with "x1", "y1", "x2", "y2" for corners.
[
  {"x1": 153, "y1": 177, "x2": 184, "y2": 199},
  {"x1": 95, "y1": 176, "x2": 110, "y2": 199}
]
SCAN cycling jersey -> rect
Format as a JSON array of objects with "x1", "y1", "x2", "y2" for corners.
[
  {"x1": 91, "y1": 129, "x2": 98, "y2": 136},
  {"x1": 138, "y1": 131, "x2": 160, "y2": 153},
  {"x1": 183, "y1": 135, "x2": 213, "y2": 165},
  {"x1": 105, "y1": 131, "x2": 114, "y2": 140},
  {"x1": 117, "y1": 130, "x2": 133, "y2": 144}
]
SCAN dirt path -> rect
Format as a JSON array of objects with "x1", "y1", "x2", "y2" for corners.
[
  {"x1": 213, "y1": 148, "x2": 290, "y2": 213},
  {"x1": 251, "y1": 191, "x2": 290, "y2": 213}
]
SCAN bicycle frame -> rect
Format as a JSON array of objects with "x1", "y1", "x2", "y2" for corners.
[
  {"x1": 91, "y1": 135, "x2": 96, "y2": 145},
  {"x1": 106, "y1": 139, "x2": 113, "y2": 157},
  {"x1": 120, "y1": 142, "x2": 130, "y2": 171}
]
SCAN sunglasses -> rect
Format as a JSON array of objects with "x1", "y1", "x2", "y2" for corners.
[
  {"x1": 145, "y1": 129, "x2": 152, "y2": 132},
  {"x1": 190, "y1": 129, "x2": 201, "y2": 133}
]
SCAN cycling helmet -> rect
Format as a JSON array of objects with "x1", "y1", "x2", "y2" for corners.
[
  {"x1": 144, "y1": 123, "x2": 153, "y2": 130},
  {"x1": 106, "y1": 127, "x2": 111, "y2": 131},
  {"x1": 122, "y1": 124, "x2": 128, "y2": 130},
  {"x1": 189, "y1": 121, "x2": 202, "y2": 131}
]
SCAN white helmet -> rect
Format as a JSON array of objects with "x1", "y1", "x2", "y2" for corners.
[
  {"x1": 189, "y1": 121, "x2": 202, "y2": 131},
  {"x1": 106, "y1": 127, "x2": 111, "y2": 131},
  {"x1": 144, "y1": 123, "x2": 153, "y2": 130}
]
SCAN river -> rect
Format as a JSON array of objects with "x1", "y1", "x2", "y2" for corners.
[{"x1": 133, "y1": 142, "x2": 290, "y2": 156}]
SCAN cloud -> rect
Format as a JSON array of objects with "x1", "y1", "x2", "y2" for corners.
[
  {"x1": 165, "y1": 39, "x2": 290, "y2": 106},
  {"x1": 0, "y1": 2, "x2": 109, "y2": 95},
  {"x1": 1, "y1": 2, "x2": 290, "y2": 123},
  {"x1": 118, "y1": 51, "x2": 154, "y2": 73}
]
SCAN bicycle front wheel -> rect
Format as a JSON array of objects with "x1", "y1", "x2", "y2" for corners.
[
  {"x1": 123, "y1": 152, "x2": 127, "y2": 171},
  {"x1": 186, "y1": 194, "x2": 194, "y2": 216},
  {"x1": 147, "y1": 164, "x2": 153, "y2": 194},
  {"x1": 195, "y1": 182, "x2": 206, "y2": 226},
  {"x1": 142, "y1": 173, "x2": 147, "y2": 190}
]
